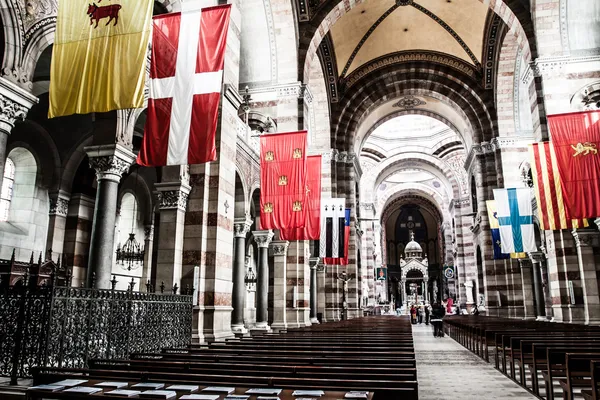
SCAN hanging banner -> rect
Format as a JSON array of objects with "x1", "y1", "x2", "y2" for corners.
[
  {"x1": 548, "y1": 110, "x2": 600, "y2": 219},
  {"x1": 280, "y1": 155, "x2": 322, "y2": 241},
  {"x1": 260, "y1": 131, "x2": 308, "y2": 230},
  {"x1": 137, "y1": 5, "x2": 232, "y2": 166},
  {"x1": 493, "y1": 188, "x2": 537, "y2": 253},
  {"x1": 529, "y1": 142, "x2": 588, "y2": 230},
  {"x1": 319, "y1": 198, "x2": 345, "y2": 265},
  {"x1": 49, "y1": 0, "x2": 154, "y2": 117},
  {"x1": 486, "y1": 200, "x2": 510, "y2": 260}
]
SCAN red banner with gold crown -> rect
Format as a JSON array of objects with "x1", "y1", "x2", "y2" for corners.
[
  {"x1": 260, "y1": 131, "x2": 307, "y2": 230},
  {"x1": 548, "y1": 110, "x2": 600, "y2": 219},
  {"x1": 280, "y1": 155, "x2": 321, "y2": 240}
]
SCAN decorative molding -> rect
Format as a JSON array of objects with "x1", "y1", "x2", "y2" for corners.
[
  {"x1": 155, "y1": 183, "x2": 191, "y2": 211},
  {"x1": 572, "y1": 230, "x2": 596, "y2": 248},
  {"x1": 559, "y1": 0, "x2": 569, "y2": 54},
  {"x1": 0, "y1": 76, "x2": 38, "y2": 130},
  {"x1": 514, "y1": 46, "x2": 524, "y2": 132},
  {"x1": 393, "y1": 95, "x2": 426, "y2": 110},
  {"x1": 343, "y1": 50, "x2": 477, "y2": 89},
  {"x1": 295, "y1": 0, "x2": 309, "y2": 22},
  {"x1": 524, "y1": 54, "x2": 600, "y2": 82},
  {"x1": 482, "y1": 14, "x2": 503, "y2": 90},
  {"x1": 528, "y1": 251, "x2": 546, "y2": 263},
  {"x1": 86, "y1": 144, "x2": 135, "y2": 182},
  {"x1": 270, "y1": 240, "x2": 290, "y2": 256},
  {"x1": 49, "y1": 197, "x2": 69, "y2": 217},
  {"x1": 234, "y1": 217, "x2": 253, "y2": 238},
  {"x1": 309, "y1": 257, "x2": 320, "y2": 269},
  {"x1": 253, "y1": 230, "x2": 274, "y2": 248},
  {"x1": 317, "y1": 33, "x2": 339, "y2": 103}
]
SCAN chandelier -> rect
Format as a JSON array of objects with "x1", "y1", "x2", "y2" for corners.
[{"x1": 116, "y1": 233, "x2": 145, "y2": 271}]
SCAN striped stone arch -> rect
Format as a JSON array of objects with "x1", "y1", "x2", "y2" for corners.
[
  {"x1": 360, "y1": 151, "x2": 461, "y2": 204},
  {"x1": 357, "y1": 109, "x2": 465, "y2": 155},
  {"x1": 379, "y1": 189, "x2": 446, "y2": 265},
  {"x1": 377, "y1": 183, "x2": 449, "y2": 218},
  {"x1": 332, "y1": 65, "x2": 496, "y2": 152},
  {"x1": 300, "y1": 0, "x2": 536, "y2": 83}
]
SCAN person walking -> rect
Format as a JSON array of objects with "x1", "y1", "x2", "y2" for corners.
[
  {"x1": 417, "y1": 304, "x2": 424, "y2": 324},
  {"x1": 431, "y1": 302, "x2": 445, "y2": 337},
  {"x1": 425, "y1": 303, "x2": 431, "y2": 325},
  {"x1": 410, "y1": 304, "x2": 417, "y2": 324}
]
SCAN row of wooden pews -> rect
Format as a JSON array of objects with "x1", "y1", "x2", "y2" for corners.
[
  {"x1": 29, "y1": 316, "x2": 418, "y2": 400},
  {"x1": 444, "y1": 316, "x2": 600, "y2": 400}
]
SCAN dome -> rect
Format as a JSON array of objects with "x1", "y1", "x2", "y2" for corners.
[{"x1": 404, "y1": 232, "x2": 423, "y2": 253}]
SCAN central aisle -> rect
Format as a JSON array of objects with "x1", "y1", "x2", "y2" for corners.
[{"x1": 412, "y1": 323, "x2": 536, "y2": 400}]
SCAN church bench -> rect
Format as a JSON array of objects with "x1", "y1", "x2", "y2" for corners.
[
  {"x1": 160, "y1": 347, "x2": 416, "y2": 359},
  {"x1": 205, "y1": 342, "x2": 415, "y2": 352},
  {"x1": 129, "y1": 352, "x2": 417, "y2": 368},
  {"x1": 540, "y1": 350, "x2": 600, "y2": 400},
  {"x1": 86, "y1": 358, "x2": 418, "y2": 382},
  {"x1": 580, "y1": 360, "x2": 600, "y2": 400},
  {"x1": 558, "y1": 353, "x2": 600, "y2": 400},
  {"x1": 519, "y1": 341, "x2": 600, "y2": 394},
  {"x1": 31, "y1": 368, "x2": 417, "y2": 400}
]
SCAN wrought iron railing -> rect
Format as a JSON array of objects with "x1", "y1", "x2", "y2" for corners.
[{"x1": 0, "y1": 283, "x2": 193, "y2": 383}]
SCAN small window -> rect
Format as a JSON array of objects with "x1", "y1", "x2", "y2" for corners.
[{"x1": 0, "y1": 158, "x2": 15, "y2": 222}]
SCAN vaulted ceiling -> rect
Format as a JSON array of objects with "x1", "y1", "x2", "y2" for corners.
[{"x1": 329, "y1": 0, "x2": 490, "y2": 78}]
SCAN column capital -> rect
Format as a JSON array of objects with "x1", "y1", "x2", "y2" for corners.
[
  {"x1": 572, "y1": 229, "x2": 597, "y2": 248},
  {"x1": 233, "y1": 217, "x2": 253, "y2": 238},
  {"x1": 144, "y1": 225, "x2": 154, "y2": 241},
  {"x1": 48, "y1": 190, "x2": 71, "y2": 217},
  {"x1": 595, "y1": 218, "x2": 600, "y2": 232},
  {"x1": 270, "y1": 240, "x2": 289, "y2": 255},
  {"x1": 309, "y1": 257, "x2": 320, "y2": 269},
  {"x1": 528, "y1": 251, "x2": 546, "y2": 263},
  {"x1": 0, "y1": 77, "x2": 37, "y2": 135},
  {"x1": 155, "y1": 182, "x2": 191, "y2": 211},
  {"x1": 253, "y1": 230, "x2": 274, "y2": 248},
  {"x1": 86, "y1": 144, "x2": 136, "y2": 183}
]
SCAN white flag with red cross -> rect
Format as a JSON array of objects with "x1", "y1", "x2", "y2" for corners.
[{"x1": 137, "y1": 5, "x2": 231, "y2": 167}]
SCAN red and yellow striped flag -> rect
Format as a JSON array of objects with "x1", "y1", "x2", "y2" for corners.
[{"x1": 529, "y1": 142, "x2": 589, "y2": 230}]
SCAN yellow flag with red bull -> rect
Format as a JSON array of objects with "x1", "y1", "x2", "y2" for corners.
[{"x1": 49, "y1": 0, "x2": 153, "y2": 118}]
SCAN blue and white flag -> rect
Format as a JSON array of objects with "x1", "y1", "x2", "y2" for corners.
[{"x1": 493, "y1": 188, "x2": 536, "y2": 253}]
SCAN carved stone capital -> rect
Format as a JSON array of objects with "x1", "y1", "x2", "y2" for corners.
[
  {"x1": 144, "y1": 225, "x2": 154, "y2": 241},
  {"x1": 595, "y1": 218, "x2": 600, "y2": 233},
  {"x1": 85, "y1": 144, "x2": 136, "y2": 183},
  {"x1": 528, "y1": 251, "x2": 546, "y2": 263},
  {"x1": 234, "y1": 217, "x2": 253, "y2": 238},
  {"x1": 0, "y1": 77, "x2": 38, "y2": 134},
  {"x1": 48, "y1": 190, "x2": 70, "y2": 217},
  {"x1": 572, "y1": 229, "x2": 596, "y2": 248},
  {"x1": 270, "y1": 240, "x2": 289, "y2": 256},
  {"x1": 253, "y1": 230, "x2": 274, "y2": 248},
  {"x1": 309, "y1": 257, "x2": 320, "y2": 269},
  {"x1": 155, "y1": 182, "x2": 191, "y2": 211}
]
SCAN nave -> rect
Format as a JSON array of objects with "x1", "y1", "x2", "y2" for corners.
[{"x1": 412, "y1": 323, "x2": 534, "y2": 400}]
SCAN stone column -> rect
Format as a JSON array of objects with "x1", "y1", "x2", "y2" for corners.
[
  {"x1": 572, "y1": 230, "x2": 600, "y2": 325},
  {"x1": 309, "y1": 256, "x2": 320, "y2": 324},
  {"x1": 423, "y1": 278, "x2": 429, "y2": 304},
  {"x1": 401, "y1": 279, "x2": 406, "y2": 309},
  {"x1": 0, "y1": 77, "x2": 37, "y2": 191},
  {"x1": 270, "y1": 239, "x2": 288, "y2": 332},
  {"x1": 141, "y1": 224, "x2": 154, "y2": 291},
  {"x1": 317, "y1": 262, "x2": 326, "y2": 321},
  {"x1": 253, "y1": 230, "x2": 273, "y2": 330},
  {"x1": 232, "y1": 217, "x2": 252, "y2": 333},
  {"x1": 155, "y1": 181, "x2": 190, "y2": 291},
  {"x1": 528, "y1": 251, "x2": 547, "y2": 319},
  {"x1": 86, "y1": 144, "x2": 135, "y2": 289},
  {"x1": 519, "y1": 259, "x2": 536, "y2": 319},
  {"x1": 46, "y1": 190, "x2": 71, "y2": 260}
]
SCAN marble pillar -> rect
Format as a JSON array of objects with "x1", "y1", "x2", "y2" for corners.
[
  {"x1": 155, "y1": 181, "x2": 190, "y2": 291},
  {"x1": 316, "y1": 262, "x2": 326, "y2": 321},
  {"x1": 572, "y1": 230, "x2": 600, "y2": 325},
  {"x1": 253, "y1": 230, "x2": 273, "y2": 330},
  {"x1": 86, "y1": 144, "x2": 135, "y2": 289},
  {"x1": 519, "y1": 259, "x2": 536, "y2": 319},
  {"x1": 46, "y1": 190, "x2": 71, "y2": 260},
  {"x1": 141, "y1": 224, "x2": 154, "y2": 291},
  {"x1": 0, "y1": 78, "x2": 37, "y2": 192},
  {"x1": 528, "y1": 251, "x2": 547, "y2": 319},
  {"x1": 270, "y1": 240, "x2": 288, "y2": 331},
  {"x1": 232, "y1": 217, "x2": 252, "y2": 333},
  {"x1": 309, "y1": 257, "x2": 320, "y2": 324}
]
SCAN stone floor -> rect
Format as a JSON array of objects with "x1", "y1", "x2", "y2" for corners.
[{"x1": 413, "y1": 323, "x2": 536, "y2": 400}]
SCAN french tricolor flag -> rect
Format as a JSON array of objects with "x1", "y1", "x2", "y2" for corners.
[{"x1": 137, "y1": 5, "x2": 231, "y2": 167}]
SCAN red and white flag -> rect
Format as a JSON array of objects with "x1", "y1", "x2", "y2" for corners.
[{"x1": 137, "y1": 5, "x2": 231, "y2": 167}]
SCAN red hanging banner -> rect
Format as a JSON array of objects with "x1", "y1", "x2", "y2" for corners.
[
  {"x1": 260, "y1": 131, "x2": 307, "y2": 230},
  {"x1": 280, "y1": 155, "x2": 322, "y2": 241},
  {"x1": 548, "y1": 110, "x2": 600, "y2": 219}
]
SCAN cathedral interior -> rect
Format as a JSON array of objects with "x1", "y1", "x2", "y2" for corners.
[{"x1": 1, "y1": 0, "x2": 600, "y2": 399}]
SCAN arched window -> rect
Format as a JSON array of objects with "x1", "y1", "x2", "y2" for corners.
[{"x1": 0, "y1": 158, "x2": 16, "y2": 222}]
